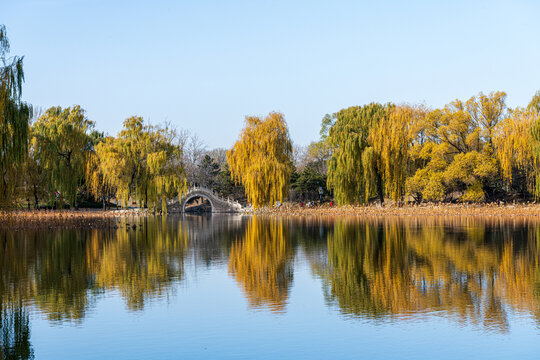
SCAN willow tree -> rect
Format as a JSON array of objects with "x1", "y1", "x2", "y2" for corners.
[
  {"x1": 493, "y1": 108, "x2": 536, "y2": 193},
  {"x1": 32, "y1": 106, "x2": 94, "y2": 207},
  {"x1": 85, "y1": 131, "x2": 117, "y2": 208},
  {"x1": 24, "y1": 127, "x2": 50, "y2": 208},
  {"x1": 94, "y1": 117, "x2": 186, "y2": 210},
  {"x1": 95, "y1": 117, "x2": 146, "y2": 206},
  {"x1": 370, "y1": 106, "x2": 419, "y2": 202},
  {"x1": 326, "y1": 103, "x2": 388, "y2": 204},
  {"x1": 145, "y1": 124, "x2": 187, "y2": 211},
  {"x1": 0, "y1": 25, "x2": 32, "y2": 205},
  {"x1": 528, "y1": 91, "x2": 540, "y2": 113},
  {"x1": 492, "y1": 93, "x2": 540, "y2": 198},
  {"x1": 226, "y1": 112, "x2": 293, "y2": 208},
  {"x1": 529, "y1": 111, "x2": 540, "y2": 199}
]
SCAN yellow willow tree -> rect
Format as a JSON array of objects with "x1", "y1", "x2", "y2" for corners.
[
  {"x1": 530, "y1": 112, "x2": 540, "y2": 198},
  {"x1": 227, "y1": 112, "x2": 293, "y2": 208},
  {"x1": 85, "y1": 132, "x2": 115, "y2": 209},
  {"x1": 93, "y1": 117, "x2": 186, "y2": 210},
  {"x1": 145, "y1": 124, "x2": 187, "y2": 212},
  {"x1": 493, "y1": 108, "x2": 537, "y2": 194},
  {"x1": 93, "y1": 135, "x2": 130, "y2": 205},
  {"x1": 370, "y1": 105, "x2": 420, "y2": 203}
]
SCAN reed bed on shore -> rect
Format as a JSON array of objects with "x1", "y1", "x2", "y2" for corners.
[
  {"x1": 3, "y1": 203, "x2": 540, "y2": 230},
  {"x1": 0, "y1": 209, "x2": 151, "y2": 230},
  {"x1": 254, "y1": 202, "x2": 540, "y2": 218}
]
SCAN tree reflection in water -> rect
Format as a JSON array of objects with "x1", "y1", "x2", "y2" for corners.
[
  {"x1": 90, "y1": 217, "x2": 189, "y2": 311},
  {"x1": 0, "y1": 303, "x2": 33, "y2": 360},
  {"x1": 314, "y1": 217, "x2": 540, "y2": 332},
  {"x1": 229, "y1": 217, "x2": 294, "y2": 312},
  {"x1": 0, "y1": 215, "x2": 540, "y2": 358}
]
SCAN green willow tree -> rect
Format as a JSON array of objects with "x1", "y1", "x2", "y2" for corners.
[
  {"x1": 0, "y1": 25, "x2": 32, "y2": 205},
  {"x1": 24, "y1": 125, "x2": 50, "y2": 209},
  {"x1": 226, "y1": 112, "x2": 293, "y2": 208},
  {"x1": 31, "y1": 106, "x2": 94, "y2": 208},
  {"x1": 326, "y1": 103, "x2": 389, "y2": 204}
]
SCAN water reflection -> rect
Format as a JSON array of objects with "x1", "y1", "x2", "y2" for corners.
[
  {"x1": 229, "y1": 217, "x2": 294, "y2": 312},
  {"x1": 89, "y1": 217, "x2": 189, "y2": 311},
  {"x1": 0, "y1": 215, "x2": 539, "y2": 358},
  {"x1": 315, "y1": 217, "x2": 540, "y2": 332},
  {"x1": 0, "y1": 304, "x2": 33, "y2": 360}
]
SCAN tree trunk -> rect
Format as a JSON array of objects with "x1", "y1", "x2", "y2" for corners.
[
  {"x1": 376, "y1": 171, "x2": 384, "y2": 205},
  {"x1": 33, "y1": 184, "x2": 39, "y2": 209},
  {"x1": 144, "y1": 185, "x2": 148, "y2": 209}
]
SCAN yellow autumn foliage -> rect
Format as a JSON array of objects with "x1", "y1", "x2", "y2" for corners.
[
  {"x1": 493, "y1": 108, "x2": 536, "y2": 188},
  {"x1": 227, "y1": 112, "x2": 293, "y2": 208},
  {"x1": 92, "y1": 117, "x2": 186, "y2": 209},
  {"x1": 371, "y1": 105, "x2": 419, "y2": 202}
]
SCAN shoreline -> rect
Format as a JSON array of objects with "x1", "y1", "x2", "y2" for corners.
[
  {"x1": 0, "y1": 209, "x2": 150, "y2": 230},
  {"x1": 3, "y1": 203, "x2": 540, "y2": 230}
]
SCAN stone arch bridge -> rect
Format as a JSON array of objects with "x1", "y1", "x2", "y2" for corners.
[{"x1": 167, "y1": 186, "x2": 243, "y2": 213}]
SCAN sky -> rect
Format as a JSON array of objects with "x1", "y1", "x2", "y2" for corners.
[{"x1": 3, "y1": 0, "x2": 540, "y2": 148}]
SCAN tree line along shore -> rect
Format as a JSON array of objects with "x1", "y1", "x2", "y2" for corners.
[{"x1": 2, "y1": 24, "x2": 540, "y2": 214}]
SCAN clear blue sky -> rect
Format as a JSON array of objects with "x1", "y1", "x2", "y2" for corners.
[{"x1": 3, "y1": 0, "x2": 540, "y2": 148}]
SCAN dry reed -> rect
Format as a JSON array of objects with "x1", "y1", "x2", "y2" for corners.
[
  {"x1": 254, "y1": 202, "x2": 540, "y2": 218},
  {"x1": 0, "y1": 209, "x2": 150, "y2": 230}
]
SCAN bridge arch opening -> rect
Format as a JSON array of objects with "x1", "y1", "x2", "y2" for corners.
[{"x1": 183, "y1": 195, "x2": 213, "y2": 213}]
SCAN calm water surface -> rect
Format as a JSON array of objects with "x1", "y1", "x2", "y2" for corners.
[{"x1": 1, "y1": 215, "x2": 539, "y2": 359}]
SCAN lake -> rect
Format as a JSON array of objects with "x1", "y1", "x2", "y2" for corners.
[{"x1": 1, "y1": 215, "x2": 539, "y2": 359}]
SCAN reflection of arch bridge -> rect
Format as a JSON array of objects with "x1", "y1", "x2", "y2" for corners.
[{"x1": 167, "y1": 186, "x2": 243, "y2": 213}]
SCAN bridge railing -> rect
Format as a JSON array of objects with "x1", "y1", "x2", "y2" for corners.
[{"x1": 183, "y1": 186, "x2": 243, "y2": 209}]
